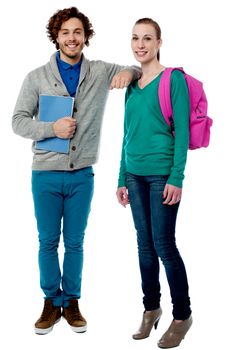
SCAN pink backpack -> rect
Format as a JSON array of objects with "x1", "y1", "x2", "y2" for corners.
[{"x1": 158, "y1": 67, "x2": 213, "y2": 150}]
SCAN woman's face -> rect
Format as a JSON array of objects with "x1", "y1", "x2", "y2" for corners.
[{"x1": 131, "y1": 23, "x2": 161, "y2": 64}]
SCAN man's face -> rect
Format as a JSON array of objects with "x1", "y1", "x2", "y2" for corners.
[{"x1": 57, "y1": 17, "x2": 86, "y2": 64}]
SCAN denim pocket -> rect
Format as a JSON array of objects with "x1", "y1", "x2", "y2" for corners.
[
  {"x1": 83, "y1": 166, "x2": 94, "y2": 177},
  {"x1": 150, "y1": 175, "x2": 169, "y2": 185},
  {"x1": 32, "y1": 170, "x2": 43, "y2": 175},
  {"x1": 85, "y1": 172, "x2": 95, "y2": 177},
  {"x1": 125, "y1": 172, "x2": 137, "y2": 182}
]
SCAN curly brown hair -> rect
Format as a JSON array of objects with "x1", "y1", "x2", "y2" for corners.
[{"x1": 47, "y1": 7, "x2": 95, "y2": 49}]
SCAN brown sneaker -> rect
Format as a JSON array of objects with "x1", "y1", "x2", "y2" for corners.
[
  {"x1": 34, "y1": 299, "x2": 61, "y2": 335},
  {"x1": 62, "y1": 299, "x2": 87, "y2": 333}
]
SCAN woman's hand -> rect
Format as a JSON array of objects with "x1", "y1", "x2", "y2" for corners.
[
  {"x1": 163, "y1": 184, "x2": 182, "y2": 205},
  {"x1": 116, "y1": 186, "x2": 129, "y2": 207}
]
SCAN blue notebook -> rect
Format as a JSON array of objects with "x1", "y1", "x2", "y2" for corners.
[{"x1": 36, "y1": 95, "x2": 74, "y2": 153}]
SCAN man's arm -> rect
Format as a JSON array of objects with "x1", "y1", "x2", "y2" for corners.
[
  {"x1": 110, "y1": 69, "x2": 139, "y2": 89},
  {"x1": 12, "y1": 72, "x2": 56, "y2": 141},
  {"x1": 103, "y1": 62, "x2": 141, "y2": 90}
]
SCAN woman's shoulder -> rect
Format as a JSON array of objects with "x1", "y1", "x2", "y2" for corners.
[
  {"x1": 170, "y1": 68, "x2": 186, "y2": 88},
  {"x1": 171, "y1": 68, "x2": 185, "y2": 80},
  {"x1": 124, "y1": 80, "x2": 138, "y2": 103},
  {"x1": 127, "y1": 80, "x2": 138, "y2": 93}
]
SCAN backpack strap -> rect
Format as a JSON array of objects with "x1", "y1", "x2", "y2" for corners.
[{"x1": 158, "y1": 67, "x2": 185, "y2": 131}]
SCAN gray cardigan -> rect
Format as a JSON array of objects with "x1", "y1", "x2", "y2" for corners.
[{"x1": 12, "y1": 52, "x2": 140, "y2": 171}]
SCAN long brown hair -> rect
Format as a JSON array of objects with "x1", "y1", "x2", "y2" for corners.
[{"x1": 135, "y1": 18, "x2": 161, "y2": 61}]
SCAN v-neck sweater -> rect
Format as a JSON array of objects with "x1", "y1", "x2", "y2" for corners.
[{"x1": 118, "y1": 70, "x2": 190, "y2": 188}]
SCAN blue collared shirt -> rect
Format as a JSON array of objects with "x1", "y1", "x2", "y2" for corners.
[{"x1": 56, "y1": 51, "x2": 82, "y2": 97}]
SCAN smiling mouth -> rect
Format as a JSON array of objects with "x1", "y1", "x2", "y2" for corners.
[
  {"x1": 135, "y1": 51, "x2": 148, "y2": 56},
  {"x1": 66, "y1": 43, "x2": 78, "y2": 49}
]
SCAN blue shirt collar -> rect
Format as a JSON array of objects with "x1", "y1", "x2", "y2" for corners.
[{"x1": 56, "y1": 51, "x2": 82, "y2": 71}]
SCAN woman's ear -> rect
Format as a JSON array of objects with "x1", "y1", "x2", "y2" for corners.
[{"x1": 158, "y1": 38, "x2": 163, "y2": 49}]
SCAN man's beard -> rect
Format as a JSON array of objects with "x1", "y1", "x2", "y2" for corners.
[{"x1": 60, "y1": 46, "x2": 80, "y2": 59}]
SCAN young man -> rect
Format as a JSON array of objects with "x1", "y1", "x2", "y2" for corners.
[{"x1": 12, "y1": 7, "x2": 140, "y2": 335}]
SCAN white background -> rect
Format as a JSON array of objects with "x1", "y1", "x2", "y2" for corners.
[{"x1": 1, "y1": 0, "x2": 232, "y2": 349}]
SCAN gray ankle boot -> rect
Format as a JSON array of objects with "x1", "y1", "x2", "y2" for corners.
[
  {"x1": 158, "y1": 315, "x2": 192, "y2": 348},
  {"x1": 132, "y1": 307, "x2": 162, "y2": 340}
]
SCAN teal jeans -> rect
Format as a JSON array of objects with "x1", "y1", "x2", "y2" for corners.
[{"x1": 31, "y1": 167, "x2": 94, "y2": 307}]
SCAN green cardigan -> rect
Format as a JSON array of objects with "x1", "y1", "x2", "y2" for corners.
[{"x1": 118, "y1": 70, "x2": 190, "y2": 188}]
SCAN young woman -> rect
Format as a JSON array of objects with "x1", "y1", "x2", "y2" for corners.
[{"x1": 116, "y1": 18, "x2": 192, "y2": 348}]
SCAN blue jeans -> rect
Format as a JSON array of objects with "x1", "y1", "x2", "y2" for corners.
[
  {"x1": 125, "y1": 173, "x2": 191, "y2": 320},
  {"x1": 31, "y1": 167, "x2": 94, "y2": 307}
]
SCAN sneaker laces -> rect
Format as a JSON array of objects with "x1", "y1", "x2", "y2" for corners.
[
  {"x1": 67, "y1": 300, "x2": 82, "y2": 321},
  {"x1": 39, "y1": 301, "x2": 55, "y2": 321}
]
